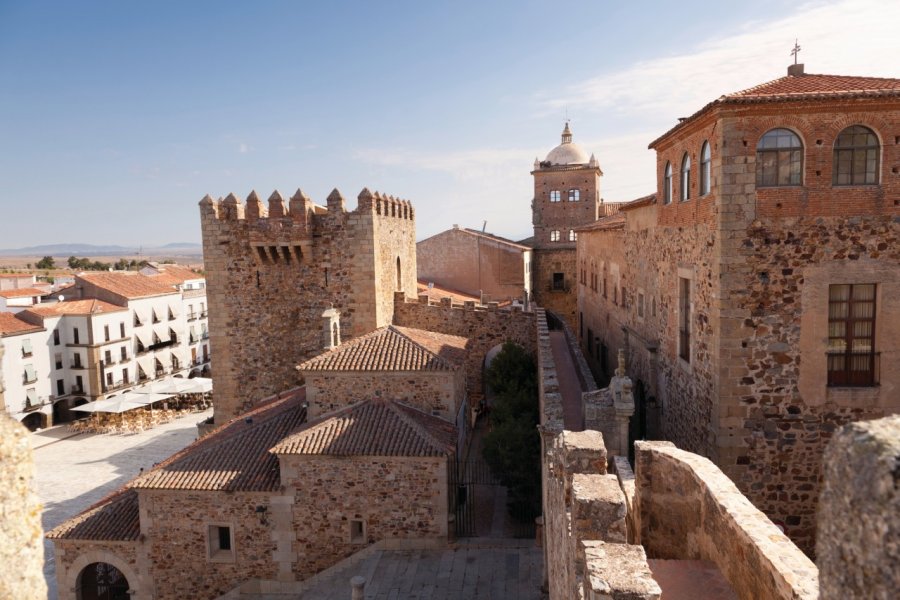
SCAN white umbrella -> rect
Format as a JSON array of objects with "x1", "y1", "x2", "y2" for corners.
[
  {"x1": 134, "y1": 376, "x2": 198, "y2": 395},
  {"x1": 71, "y1": 392, "x2": 170, "y2": 414},
  {"x1": 185, "y1": 377, "x2": 213, "y2": 394}
]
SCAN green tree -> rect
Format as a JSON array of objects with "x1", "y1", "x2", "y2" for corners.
[
  {"x1": 36, "y1": 256, "x2": 55, "y2": 269},
  {"x1": 481, "y1": 342, "x2": 541, "y2": 522},
  {"x1": 67, "y1": 256, "x2": 79, "y2": 269}
]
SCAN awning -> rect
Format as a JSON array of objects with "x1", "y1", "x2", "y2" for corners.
[
  {"x1": 24, "y1": 364, "x2": 36, "y2": 382},
  {"x1": 25, "y1": 388, "x2": 38, "y2": 406},
  {"x1": 21, "y1": 338, "x2": 32, "y2": 355},
  {"x1": 134, "y1": 308, "x2": 149, "y2": 326},
  {"x1": 168, "y1": 303, "x2": 179, "y2": 318},
  {"x1": 153, "y1": 325, "x2": 170, "y2": 343},
  {"x1": 136, "y1": 355, "x2": 155, "y2": 377},
  {"x1": 134, "y1": 328, "x2": 150, "y2": 347}
]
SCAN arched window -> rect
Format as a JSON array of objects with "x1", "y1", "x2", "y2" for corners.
[
  {"x1": 78, "y1": 562, "x2": 130, "y2": 600},
  {"x1": 756, "y1": 128, "x2": 803, "y2": 187},
  {"x1": 568, "y1": 229, "x2": 577, "y2": 242},
  {"x1": 834, "y1": 125, "x2": 879, "y2": 185},
  {"x1": 680, "y1": 153, "x2": 691, "y2": 201},
  {"x1": 700, "y1": 141, "x2": 711, "y2": 196},
  {"x1": 395, "y1": 257, "x2": 402, "y2": 291},
  {"x1": 550, "y1": 230, "x2": 560, "y2": 242},
  {"x1": 568, "y1": 189, "x2": 580, "y2": 201},
  {"x1": 663, "y1": 162, "x2": 672, "y2": 204}
]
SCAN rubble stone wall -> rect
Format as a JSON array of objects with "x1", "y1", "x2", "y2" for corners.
[
  {"x1": 304, "y1": 369, "x2": 464, "y2": 422},
  {"x1": 634, "y1": 441, "x2": 818, "y2": 600},
  {"x1": 200, "y1": 189, "x2": 417, "y2": 422},
  {"x1": 54, "y1": 541, "x2": 140, "y2": 600},
  {"x1": 280, "y1": 454, "x2": 447, "y2": 579},
  {"x1": 140, "y1": 490, "x2": 277, "y2": 599},
  {"x1": 817, "y1": 415, "x2": 900, "y2": 600}
]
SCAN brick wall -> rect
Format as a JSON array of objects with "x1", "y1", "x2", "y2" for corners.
[{"x1": 200, "y1": 189, "x2": 417, "y2": 423}]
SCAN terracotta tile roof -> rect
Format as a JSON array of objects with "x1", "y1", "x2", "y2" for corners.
[
  {"x1": 298, "y1": 325, "x2": 468, "y2": 372},
  {"x1": 650, "y1": 72, "x2": 900, "y2": 148},
  {"x1": 0, "y1": 312, "x2": 43, "y2": 336},
  {"x1": 619, "y1": 193, "x2": 657, "y2": 211},
  {"x1": 272, "y1": 398, "x2": 456, "y2": 457},
  {"x1": 0, "y1": 287, "x2": 45, "y2": 299},
  {"x1": 131, "y1": 389, "x2": 307, "y2": 492},
  {"x1": 574, "y1": 213, "x2": 626, "y2": 233},
  {"x1": 77, "y1": 272, "x2": 177, "y2": 300},
  {"x1": 416, "y1": 281, "x2": 481, "y2": 305},
  {"x1": 147, "y1": 265, "x2": 203, "y2": 286},
  {"x1": 46, "y1": 490, "x2": 140, "y2": 541},
  {"x1": 23, "y1": 299, "x2": 127, "y2": 318}
]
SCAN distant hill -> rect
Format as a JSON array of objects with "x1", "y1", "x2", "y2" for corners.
[{"x1": 0, "y1": 242, "x2": 202, "y2": 257}]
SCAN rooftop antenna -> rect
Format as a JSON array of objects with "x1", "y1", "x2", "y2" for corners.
[{"x1": 791, "y1": 39, "x2": 801, "y2": 65}]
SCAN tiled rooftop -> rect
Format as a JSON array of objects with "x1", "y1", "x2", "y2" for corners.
[
  {"x1": 272, "y1": 398, "x2": 456, "y2": 457},
  {"x1": 46, "y1": 490, "x2": 140, "y2": 542},
  {"x1": 147, "y1": 264, "x2": 203, "y2": 286},
  {"x1": 575, "y1": 212, "x2": 626, "y2": 232},
  {"x1": 77, "y1": 272, "x2": 178, "y2": 300},
  {"x1": 298, "y1": 325, "x2": 468, "y2": 372},
  {"x1": 24, "y1": 298, "x2": 127, "y2": 317},
  {"x1": 131, "y1": 389, "x2": 306, "y2": 492},
  {"x1": 0, "y1": 287, "x2": 46, "y2": 298},
  {"x1": 651, "y1": 72, "x2": 900, "y2": 148},
  {"x1": 0, "y1": 312, "x2": 43, "y2": 336}
]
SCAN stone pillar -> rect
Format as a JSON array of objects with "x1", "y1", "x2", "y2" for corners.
[
  {"x1": 817, "y1": 415, "x2": 900, "y2": 599},
  {"x1": 610, "y1": 349, "x2": 635, "y2": 457},
  {"x1": 0, "y1": 412, "x2": 47, "y2": 599},
  {"x1": 350, "y1": 575, "x2": 365, "y2": 600}
]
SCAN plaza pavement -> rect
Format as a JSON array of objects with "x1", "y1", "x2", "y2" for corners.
[{"x1": 32, "y1": 409, "x2": 212, "y2": 599}]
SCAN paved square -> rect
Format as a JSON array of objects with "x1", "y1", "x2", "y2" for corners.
[{"x1": 31, "y1": 409, "x2": 212, "y2": 599}]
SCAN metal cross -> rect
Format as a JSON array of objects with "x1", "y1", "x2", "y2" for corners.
[{"x1": 791, "y1": 39, "x2": 801, "y2": 65}]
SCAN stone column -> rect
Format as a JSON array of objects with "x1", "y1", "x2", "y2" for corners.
[{"x1": 350, "y1": 575, "x2": 365, "y2": 600}]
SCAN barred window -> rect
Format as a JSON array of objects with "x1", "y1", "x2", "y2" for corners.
[
  {"x1": 828, "y1": 284, "x2": 877, "y2": 386},
  {"x1": 833, "y1": 126, "x2": 879, "y2": 185},
  {"x1": 756, "y1": 128, "x2": 802, "y2": 187}
]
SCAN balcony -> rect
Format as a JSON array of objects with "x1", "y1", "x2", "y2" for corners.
[
  {"x1": 102, "y1": 380, "x2": 132, "y2": 394},
  {"x1": 70, "y1": 362, "x2": 86, "y2": 370},
  {"x1": 148, "y1": 338, "x2": 176, "y2": 351},
  {"x1": 201, "y1": 332, "x2": 209, "y2": 340},
  {"x1": 71, "y1": 385, "x2": 85, "y2": 395},
  {"x1": 187, "y1": 312, "x2": 198, "y2": 321},
  {"x1": 200, "y1": 311, "x2": 208, "y2": 318}
]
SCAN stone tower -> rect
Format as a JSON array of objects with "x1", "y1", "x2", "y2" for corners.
[
  {"x1": 200, "y1": 187, "x2": 417, "y2": 423},
  {"x1": 531, "y1": 123, "x2": 602, "y2": 326}
]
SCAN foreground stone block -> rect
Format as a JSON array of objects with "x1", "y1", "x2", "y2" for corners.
[
  {"x1": 818, "y1": 415, "x2": 900, "y2": 600},
  {"x1": 580, "y1": 541, "x2": 661, "y2": 600}
]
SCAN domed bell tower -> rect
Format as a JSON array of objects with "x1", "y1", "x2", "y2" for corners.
[{"x1": 530, "y1": 123, "x2": 602, "y2": 326}]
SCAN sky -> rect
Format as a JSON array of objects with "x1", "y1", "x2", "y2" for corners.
[{"x1": 0, "y1": 0, "x2": 898, "y2": 249}]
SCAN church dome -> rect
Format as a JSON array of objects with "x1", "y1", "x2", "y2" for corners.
[{"x1": 544, "y1": 123, "x2": 590, "y2": 166}]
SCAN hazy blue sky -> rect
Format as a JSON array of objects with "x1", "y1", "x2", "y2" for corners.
[{"x1": 0, "y1": 0, "x2": 897, "y2": 248}]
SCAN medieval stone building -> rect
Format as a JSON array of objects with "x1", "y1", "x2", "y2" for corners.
[
  {"x1": 575, "y1": 65, "x2": 900, "y2": 552},
  {"x1": 528, "y1": 124, "x2": 619, "y2": 328},
  {"x1": 199, "y1": 187, "x2": 417, "y2": 423}
]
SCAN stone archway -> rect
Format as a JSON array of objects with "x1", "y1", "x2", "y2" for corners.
[
  {"x1": 77, "y1": 562, "x2": 130, "y2": 600},
  {"x1": 53, "y1": 399, "x2": 74, "y2": 425},
  {"x1": 21, "y1": 412, "x2": 45, "y2": 432},
  {"x1": 64, "y1": 552, "x2": 140, "y2": 600}
]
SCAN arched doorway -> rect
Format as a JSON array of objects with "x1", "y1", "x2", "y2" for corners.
[
  {"x1": 21, "y1": 412, "x2": 44, "y2": 432},
  {"x1": 77, "y1": 562, "x2": 130, "y2": 600},
  {"x1": 53, "y1": 399, "x2": 74, "y2": 425},
  {"x1": 628, "y1": 380, "x2": 648, "y2": 463}
]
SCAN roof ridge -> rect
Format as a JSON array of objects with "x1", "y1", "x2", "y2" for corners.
[
  {"x1": 388, "y1": 325, "x2": 454, "y2": 370},
  {"x1": 297, "y1": 325, "x2": 393, "y2": 369},
  {"x1": 386, "y1": 401, "x2": 452, "y2": 453}
]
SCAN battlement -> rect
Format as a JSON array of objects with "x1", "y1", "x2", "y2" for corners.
[{"x1": 199, "y1": 187, "x2": 415, "y2": 222}]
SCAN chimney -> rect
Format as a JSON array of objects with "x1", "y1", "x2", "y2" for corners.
[{"x1": 788, "y1": 63, "x2": 804, "y2": 77}]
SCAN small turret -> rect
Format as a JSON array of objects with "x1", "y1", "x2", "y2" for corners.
[
  {"x1": 326, "y1": 188, "x2": 345, "y2": 212},
  {"x1": 246, "y1": 190, "x2": 267, "y2": 220},
  {"x1": 268, "y1": 190, "x2": 288, "y2": 218}
]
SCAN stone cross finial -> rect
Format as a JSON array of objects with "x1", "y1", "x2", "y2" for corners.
[
  {"x1": 791, "y1": 39, "x2": 801, "y2": 65},
  {"x1": 615, "y1": 348, "x2": 626, "y2": 377}
]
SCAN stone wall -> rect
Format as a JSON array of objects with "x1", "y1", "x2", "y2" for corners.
[
  {"x1": 0, "y1": 411, "x2": 47, "y2": 600},
  {"x1": 817, "y1": 415, "x2": 900, "y2": 600},
  {"x1": 140, "y1": 490, "x2": 277, "y2": 599},
  {"x1": 304, "y1": 369, "x2": 464, "y2": 423},
  {"x1": 279, "y1": 455, "x2": 447, "y2": 579},
  {"x1": 633, "y1": 441, "x2": 818, "y2": 600},
  {"x1": 392, "y1": 293, "x2": 536, "y2": 408},
  {"x1": 416, "y1": 227, "x2": 530, "y2": 303},
  {"x1": 533, "y1": 246, "x2": 578, "y2": 329},
  {"x1": 54, "y1": 541, "x2": 140, "y2": 600},
  {"x1": 200, "y1": 188, "x2": 417, "y2": 423}
]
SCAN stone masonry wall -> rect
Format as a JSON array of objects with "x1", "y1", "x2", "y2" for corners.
[
  {"x1": 54, "y1": 541, "x2": 139, "y2": 600},
  {"x1": 140, "y1": 490, "x2": 277, "y2": 600},
  {"x1": 304, "y1": 369, "x2": 464, "y2": 423},
  {"x1": 533, "y1": 246, "x2": 578, "y2": 330},
  {"x1": 392, "y1": 293, "x2": 536, "y2": 408},
  {"x1": 280, "y1": 455, "x2": 447, "y2": 580},
  {"x1": 0, "y1": 411, "x2": 47, "y2": 600},
  {"x1": 417, "y1": 227, "x2": 528, "y2": 302},
  {"x1": 200, "y1": 188, "x2": 417, "y2": 423},
  {"x1": 817, "y1": 415, "x2": 900, "y2": 600},
  {"x1": 633, "y1": 441, "x2": 818, "y2": 600}
]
